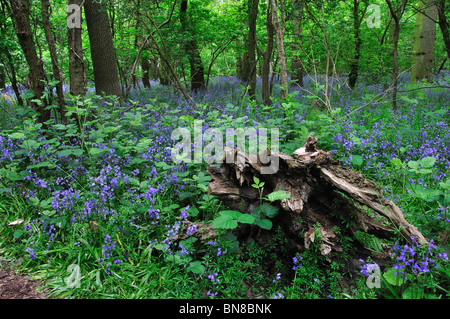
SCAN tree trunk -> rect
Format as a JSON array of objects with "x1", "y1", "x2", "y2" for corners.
[
  {"x1": 290, "y1": 0, "x2": 304, "y2": 87},
  {"x1": 0, "y1": 64, "x2": 5, "y2": 89},
  {"x1": 386, "y1": 0, "x2": 407, "y2": 112},
  {"x1": 247, "y1": 0, "x2": 259, "y2": 100},
  {"x1": 84, "y1": 0, "x2": 121, "y2": 97},
  {"x1": 8, "y1": 0, "x2": 50, "y2": 123},
  {"x1": 261, "y1": 3, "x2": 274, "y2": 106},
  {"x1": 41, "y1": 0, "x2": 66, "y2": 123},
  {"x1": 437, "y1": 1, "x2": 450, "y2": 65},
  {"x1": 2, "y1": 51, "x2": 24, "y2": 106},
  {"x1": 206, "y1": 136, "x2": 427, "y2": 263},
  {"x1": 411, "y1": 0, "x2": 438, "y2": 83},
  {"x1": 270, "y1": 0, "x2": 288, "y2": 101},
  {"x1": 67, "y1": 0, "x2": 85, "y2": 96},
  {"x1": 348, "y1": 0, "x2": 365, "y2": 90},
  {"x1": 180, "y1": 0, "x2": 205, "y2": 92},
  {"x1": 141, "y1": 57, "x2": 151, "y2": 89}
]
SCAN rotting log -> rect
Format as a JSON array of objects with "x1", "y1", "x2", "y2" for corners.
[{"x1": 206, "y1": 135, "x2": 427, "y2": 259}]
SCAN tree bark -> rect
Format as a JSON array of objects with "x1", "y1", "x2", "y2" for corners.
[
  {"x1": 207, "y1": 135, "x2": 427, "y2": 261},
  {"x1": 411, "y1": 0, "x2": 438, "y2": 83},
  {"x1": 8, "y1": 0, "x2": 50, "y2": 123},
  {"x1": 270, "y1": 0, "x2": 288, "y2": 101},
  {"x1": 0, "y1": 64, "x2": 5, "y2": 89},
  {"x1": 180, "y1": 0, "x2": 205, "y2": 92},
  {"x1": 141, "y1": 57, "x2": 151, "y2": 89},
  {"x1": 84, "y1": 0, "x2": 122, "y2": 97},
  {"x1": 67, "y1": 0, "x2": 85, "y2": 96},
  {"x1": 260, "y1": 3, "x2": 274, "y2": 106},
  {"x1": 437, "y1": 1, "x2": 450, "y2": 66},
  {"x1": 385, "y1": 0, "x2": 407, "y2": 112},
  {"x1": 1, "y1": 51, "x2": 24, "y2": 106},
  {"x1": 348, "y1": 0, "x2": 366, "y2": 90},
  {"x1": 247, "y1": 0, "x2": 259, "y2": 100},
  {"x1": 41, "y1": 0, "x2": 66, "y2": 123},
  {"x1": 290, "y1": 0, "x2": 304, "y2": 87}
]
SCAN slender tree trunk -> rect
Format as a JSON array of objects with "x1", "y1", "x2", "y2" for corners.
[
  {"x1": 247, "y1": 0, "x2": 259, "y2": 100},
  {"x1": 437, "y1": 1, "x2": 450, "y2": 65},
  {"x1": 84, "y1": 0, "x2": 122, "y2": 97},
  {"x1": 0, "y1": 64, "x2": 5, "y2": 89},
  {"x1": 1, "y1": 52, "x2": 24, "y2": 106},
  {"x1": 270, "y1": 0, "x2": 288, "y2": 101},
  {"x1": 348, "y1": 0, "x2": 365, "y2": 90},
  {"x1": 411, "y1": 0, "x2": 438, "y2": 82},
  {"x1": 67, "y1": 0, "x2": 85, "y2": 96},
  {"x1": 41, "y1": 0, "x2": 66, "y2": 123},
  {"x1": 260, "y1": 3, "x2": 274, "y2": 106},
  {"x1": 8, "y1": 0, "x2": 50, "y2": 123},
  {"x1": 141, "y1": 57, "x2": 151, "y2": 89},
  {"x1": 180, "y1": 0, "x2": 205, "y2": 92},
  {"x1": 386, "y1": 0, "x2": 407, "y2": 111},
  {"x1": 290, "y1": 0, "x2": 304, "y2": 87}
]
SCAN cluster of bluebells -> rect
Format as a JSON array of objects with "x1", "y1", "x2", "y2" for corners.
[
  {"x1": 392, "y1": 236, "x2": 448, "y2": 280},
  {"x1": 161, "y1": 205, "x2": 190, "y2": 254},
  {"x1": 292, "y1": 255, "x2": 303, "y2": 270},
  {"x1": 206, "y1": 272, "x2": 220, "y2": 298},
  {"x1": 359, "y1": 260, "x2": 380, "y2": 277},
  {"x1": 98, "y1": 234, "x2": 123, "y2": 275}
]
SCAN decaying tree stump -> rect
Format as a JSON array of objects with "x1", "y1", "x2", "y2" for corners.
[{"x1": 207, "y1": 135, "x2": 427, "y2": 260}]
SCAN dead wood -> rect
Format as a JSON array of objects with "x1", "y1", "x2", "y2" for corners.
[{"x1": 207, "y1": 135, "x2": 427, "y2": 260}]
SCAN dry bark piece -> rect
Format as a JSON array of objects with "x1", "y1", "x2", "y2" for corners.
[{"x1": 207, "y1": 135, "x2": 427, "y2": 260}]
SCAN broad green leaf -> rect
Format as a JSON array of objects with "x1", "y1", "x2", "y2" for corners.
[
  {"x1": 350, "y1": 155, "x2": 363, "y2": 166},
  {"x1": 383, "y1": 267, "x2": 405, "y2": 286},
  {"x1": 211, "y1": 216, "x2": 238, "y2": 229},
  {"x1": 89, "y1": 148, "x2": 107, "y2": 155},
  {"x1": 237, "y1": 214, "x2": 255, "y2": 224},
  {"x1": 407, "y1": 161, "x2": 419, "y2": 170},
  {"x1": 266, "y1": 190, "x2": 291, "y2": 202},
  {"x1": 259, "y1": 203, "x2": 279, "y2": 218},
  {"x1": 219, "y1": 210, "x2": 243, "y2": 219},
  {"x1": 8, "y1": 132, "x2": 26, "y2": 139},
  {"x1": 58, "y1": 150, "x2": 73, "y2": 157},
  {"x1": 187, "y1": 261, "x2": 206, "y2": 274},
  {"x1": 420, "y1": 157, "x2": 436, "y2": 169},
  {"x1": 255, "y1": 219, "x2": 272, "y2": 230}
]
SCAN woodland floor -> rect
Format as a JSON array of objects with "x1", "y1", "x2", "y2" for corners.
[{"x1": 0, "y1": 258, "x2": 48, "y2": 299}]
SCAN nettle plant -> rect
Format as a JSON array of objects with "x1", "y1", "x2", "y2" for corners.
[{"x1": 211, "y1": 177, "x2": 290, "y2": 231}]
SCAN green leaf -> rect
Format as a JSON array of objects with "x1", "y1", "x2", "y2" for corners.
[
  {"x1": 219, "y1": 210, "x2": 243, "y2": 219},
  {"x1": 187, "y1": 261, "x2": 206, "y2": 274},
  {"x1": 8, "y1": 132, "x2": 26, "y2": 139},
  {"x1": 259, "y1": 203, "x2": 279, "y2": 218},
  {"x1": 237, "y1": 214, "x2": 255, "y2": 224},
  {"x1": 89, "y1": 148, "x2": 107, "y2": 155},
  {"x1": 13, "y1": 230, "x2": 26, "y2": 239},
  {"x1": 407, "y1": 161, "x2": 419, "y2": 170},
  {"x1": 390, "y1": 158, "x2": 404, "y2": 169},
  {"x1": 383, "y1": 267, "x2": 405, "y2": 286},
  {"x1": 255, "y1": 219, "x2": 272, "y2": 230},
  {"x1": 58, "y1": 150, "x2": 73, "y2": 157},
  {"x1": 402, "y1": 285, "x2": 424, "y2": 299},
  {"x1": 266, "y1": 190, "x2": 291, "y2": 202},
  {"x1": 211, "y1": 216, "x2": 238, "y2": 229},
  {"x1": 350, "y1": 155, "x2": 363, "y2": 166},
  {"x1": 420, "y1": 157, "x2": 436, "y2": 169}
]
